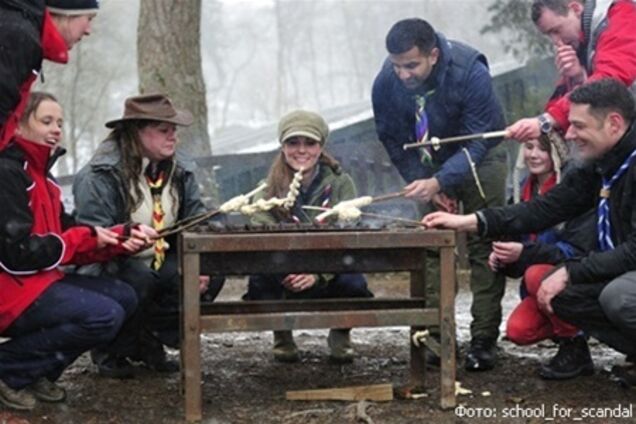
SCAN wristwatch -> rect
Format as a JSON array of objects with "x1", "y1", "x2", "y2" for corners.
[{"x1": 538, "y1": 113, "x2": 553, "y2": 135}]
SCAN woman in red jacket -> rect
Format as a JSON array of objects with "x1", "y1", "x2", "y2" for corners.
[{"x1": 0, "y1": 92, "x2": 154, "y2": 411}]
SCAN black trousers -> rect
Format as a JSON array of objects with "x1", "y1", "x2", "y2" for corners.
[
  {"x1": 99, "y1": 254, "x2": 224, "y2": 358},
  {"x1": 552, "y1": 271, "x2": 636, "y2": 356}
]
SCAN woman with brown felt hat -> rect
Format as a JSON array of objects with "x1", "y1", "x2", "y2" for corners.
[{"x1": 73, "y1": 93, "x2": 224, "y2": 378}]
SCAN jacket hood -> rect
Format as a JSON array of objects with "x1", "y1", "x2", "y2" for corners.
[{"x1": 1, "y1": 0, "x2": 45, "y2": 23}]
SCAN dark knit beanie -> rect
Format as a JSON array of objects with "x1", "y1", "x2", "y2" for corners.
[{"x1": 46, "y1": 0, "x2": 99, "y2": 15}]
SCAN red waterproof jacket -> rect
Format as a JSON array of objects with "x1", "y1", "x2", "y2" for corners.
[
  {"x1": 0, "y1": 138, "x2": 127, "y2": 332},
  {"x1": 0, "y1": 8, "x2": 68, "y2": 151},
  {"x1": 546, "y1": 0, "x2": 636, "y2": 130}
]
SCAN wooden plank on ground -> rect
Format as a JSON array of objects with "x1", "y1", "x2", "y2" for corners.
[{"x1": 286, "y1": 383, "x2": 393, "y2": 402}]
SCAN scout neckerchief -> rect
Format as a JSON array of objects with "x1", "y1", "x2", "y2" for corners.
[
  {"x1": 414, "y1": 89, "x2": 436, "y2": 164},
  {"x1": 598, "y1": 148, "x2": 636, "y2": 251},
  {"x1": 145, "y1": 161, "x2": 172, "y2": 270}
]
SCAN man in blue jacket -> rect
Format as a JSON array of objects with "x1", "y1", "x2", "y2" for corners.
[{"x1": 372, "y1": 18, "x2": 508, "y2": 371}]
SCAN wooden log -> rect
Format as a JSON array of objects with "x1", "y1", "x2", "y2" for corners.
[{"x1": 286, "y1": 383, "x2": 393, "y2": 402}]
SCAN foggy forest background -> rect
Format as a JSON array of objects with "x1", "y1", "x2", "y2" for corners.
[{"x1": 38, "y1": 0, "x2": 545, "y2": 179}]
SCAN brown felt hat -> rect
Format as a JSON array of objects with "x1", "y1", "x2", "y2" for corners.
[
  {"x1": 278, "y1": 110, "x2": 329, "y2": 145},
  {"x1": 105, "y1": 94, "x2": 193, "y2": 128}
]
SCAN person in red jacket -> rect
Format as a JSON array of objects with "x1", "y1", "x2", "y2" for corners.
[
  {"x1": 0, "y1": 0, "x2": 98, "y2": 151},
  {"x1": 0, "y1": 92, "x2": 155, "y2": 411},
  {"x1": 507, "y1": 0, "x2": 636, "y2": 141}
]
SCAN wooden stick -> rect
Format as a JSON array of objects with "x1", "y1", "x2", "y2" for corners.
[
  {"x1": 245, "y1": 182, "x2": 267, "y2": 199},
  {"x1": 403, "y1": 129, "x2": 509, "y2": 150},
  {"x1": 371, "y1": 190, "x2": 407, "y2": 203},
  {"x1": 301, "y1": 205, "x2": 426, "y2": 227},
  {"x1": 361, "y1": 211, "x2": 427, "y2": 227},
  {"x1": 286, "y1": 383, "x2": 393, "y2": 402},
  {"x1": 156, "y1": 209, "x2": 221, "y2": 238}
]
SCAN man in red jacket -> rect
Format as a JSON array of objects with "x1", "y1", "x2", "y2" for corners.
[
  {"x1": 507, "y1": 0, "x2": 636, "y2": 141},
  {"x1": 0, "y1": 0, "x2": 98, "y2": 151}
]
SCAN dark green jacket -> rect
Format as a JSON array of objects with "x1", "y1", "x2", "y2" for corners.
[
  {"x1": 250, "y1": 162, "x2": 357, "y2": 288},
  {"x1": 251, "y1": 163, "x2": 357, "y2": 225}
]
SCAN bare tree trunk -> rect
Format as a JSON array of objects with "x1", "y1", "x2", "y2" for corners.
[
  {"x1": 137, "y1": 0, "x2": 211, "y2": 158},
  {"x1": 220, "y1": 47, "x2": 257, "y2": 129},
  {"x1": 66, "y1": 43, "x2": 83, "y2": 176},
  {"x1": 339, "y1": 3, "x2": 364, "y2": 101},
  {"x1": 305, "y1": 6, "x2": 322, "y2": 110},
  {"x1": 274, "y1": 0, "x2": 285, "y2": 116}
]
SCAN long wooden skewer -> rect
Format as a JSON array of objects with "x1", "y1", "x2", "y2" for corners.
[
  {"x1": 157, "y1": 182, "x2": 268, "y2": 238},
  {"x1": 403, "y1": 129, "x2": 509, "y2": 150},
  {"x1": 156, "y1": 209, "x2": 221, "y2": 238},
  {"x1": 115, "y1": 209, "x2": 221, "y2": 242},
  {"x1": 118, "y1": 183, "x2": 270, "y2": 242},
  {"x1": 302, "y1": 205, "x2": 426, "y2": 227},
  {"x1": 358, "y1": 211, "x2": 427, "y2": 227},
  {"x1": 371, "y1": 190, "x2": 407, "y2": 203}
]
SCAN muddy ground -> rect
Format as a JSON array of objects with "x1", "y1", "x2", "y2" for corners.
[{"x1": 3, "y1": 274, "x2": 635, "y2": 424}]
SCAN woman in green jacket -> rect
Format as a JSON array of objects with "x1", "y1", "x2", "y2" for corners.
[{"x1": 245, "y1": 110, "x2": 372, "y2": 364}]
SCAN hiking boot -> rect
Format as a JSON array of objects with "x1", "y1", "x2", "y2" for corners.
[
  {"x1": 423, "y1": 347, "x2": 441, "y2": 368},
  {"x1": 133, "y1": 347, "x2": 179, "y2": 373},
  {"x1": 465, "y1": 337, "x2": 497, "y2": 371},
  {"x1": 272, "y1": 331, "x2": 299, "y2": 363},
  {"x1": 328, "y1": 329, "x2": 354, "y2": 364},
  {"x1": 28, "y1": 378, "x2": 66, "y2": 403},
  {"x1": 539, "y1": 335, "x2": 594, "y2": 380},
  {"x1": 0, "y1": 379, "x2": 36, "y2": 411},
  {"x1": 418, "y1": 333, "x2": 459, "y2": 368},
  {"x1": 96, "y1": 356, "x2": 137, "y2": 379},
  {"x1": 611, "y1": 364, "x2": 636, "y2": 388},
  {"x1": 143, "y1": 354, "x2": 179, "y2": 373}
]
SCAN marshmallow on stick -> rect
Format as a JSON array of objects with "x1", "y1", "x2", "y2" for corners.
[
  {"x1": 239, "y1": 197, "x2": 287, "y2": 215},
  {"x1": 282, "y1": 168, "x2": 303, "y2": 209},
  {"x1": 314, "y1": 195, "x2": 373, "y2": 222},
  {"x1": 219, "y1": 183, "x2": 267, "y2": 213}
]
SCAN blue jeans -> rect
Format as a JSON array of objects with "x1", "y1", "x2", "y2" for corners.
[
  {"x1": 246, "y1": 273, "x2": 372, "y2": 300},
  {"x1": 0, "y1": 274, "x2": 137, "y2": 389}
]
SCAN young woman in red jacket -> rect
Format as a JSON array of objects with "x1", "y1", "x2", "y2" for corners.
[{"x1": 0, "y1": 92, "x2": 155, "y2": 411}]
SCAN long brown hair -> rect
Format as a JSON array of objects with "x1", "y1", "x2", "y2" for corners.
[{"x1": 102, "y1": 120, "x2": 179, "y2": 217}]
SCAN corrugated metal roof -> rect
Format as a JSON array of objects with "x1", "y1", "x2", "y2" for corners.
[{"x1": 211, "y1": 100, "x2": 374, "y2": 155}]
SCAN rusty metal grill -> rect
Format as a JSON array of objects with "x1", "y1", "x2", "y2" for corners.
[
  {"x1": 179, "y1": 227, "x2": 458, "y2": 420},
  {"x1": 194, "y1": 221, "x2": 416, "y2": 233}
]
